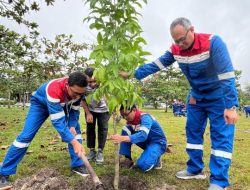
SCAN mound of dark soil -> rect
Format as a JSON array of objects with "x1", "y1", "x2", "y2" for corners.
[
  {"x1": 13, "y1": 168, "x2": 176, "y2": 190},
  {"x1": 74, "y1": 175, "x2": 147, "y2": 190},
  {"x1": 13, "y1": 168, "x2": 72, "y2": 190}
]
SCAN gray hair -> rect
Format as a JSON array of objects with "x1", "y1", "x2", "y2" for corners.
[{"x1": 170, "y1": 17, "x2": 192, "y2": 31}]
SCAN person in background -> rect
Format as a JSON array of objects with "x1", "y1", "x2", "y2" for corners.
[
  {"x1": 243, "y1": 105, "x2": 250, "y2": 118},
  {"x1": 0, "y1": 71, "x2": 89, "y2": 188},
  {"x1": 81, "y1": 68, "x2": 110, "y2": 164}
]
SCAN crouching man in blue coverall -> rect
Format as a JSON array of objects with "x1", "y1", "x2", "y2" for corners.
[
  {"x1": 119, "y1": 17, "x2": 238, "y2": 190},
  {"x1": 110, "y1": 105, "x2": 167, "y2": 172},
  {"x1": 0, "y1": 71, "x2": 89, "y2": 188}
]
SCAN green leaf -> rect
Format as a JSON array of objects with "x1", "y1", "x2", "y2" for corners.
[
  {"x1": 108, "y1": 96, "x2": 119, "y2": 113},
  {"x1": 97, "y1": 32, "x2": 103, "y2": 44},
  {"x1": 84, "y1": 0, "x2": 150, "y2": 113}
]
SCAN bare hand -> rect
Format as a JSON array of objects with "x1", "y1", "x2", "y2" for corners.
[
  {"x1": 71, "y1": 139, "x2": 85, "y2": 157},
  {"x1": 110, "y1": 134, "x2": 130, "y2": 144},
  {"x1": 86, "y1": 113, "x2": 93, "y2": 123},
  {"x1": 110, "y1": 134, "x2": 124, "y2": 144},
  {"x1": 119, "y1": 71, "x2": 131, "y2": 79},
  {"x1": 69, "y1": 127, "x2": 77, "y2": 136},
  {"x1": 224, "y1": 109, "x2": 238, "y2": 124}
]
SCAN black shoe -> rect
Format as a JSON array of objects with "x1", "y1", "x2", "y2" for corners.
[
  {"x1": 0, "y1": 175, "x2": 11, "y2": 188},
  {"x1": 119, "y1": 157, "x2": 134, "y2": 169},
  {"x1": 71, "y1": 165, "x2": 89, "y2": 177}
]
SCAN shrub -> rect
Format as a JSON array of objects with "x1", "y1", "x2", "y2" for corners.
[{"x1": 0, "y1": 100, "x2": 16, "y2": 105}]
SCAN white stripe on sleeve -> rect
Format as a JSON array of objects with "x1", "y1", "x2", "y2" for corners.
[
  {"x1": 72, "y1": 105, "x2": 80, "y2": 111},
  {"x1": 75, "y1": 134, "x2": 82, "y2": 140},
  {"x1": 154, "y1": 59, "x2": 165, "y2": 69},
  {"x1": 139, "y1": 126, "x2": 149, "y2": 134},
  {"x1": 218, "y1": 71, "x2": 235, "y2": 80},
  {"x1": 122, "y1": 126, "x2": 131, "y2": 135},
  {"x1": 50, "y1": 111, "x2": 65, "y2": 120}
]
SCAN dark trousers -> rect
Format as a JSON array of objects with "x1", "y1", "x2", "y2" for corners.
[{"x1": 86, "y1": 111, "x2": 110, "y2": 150}]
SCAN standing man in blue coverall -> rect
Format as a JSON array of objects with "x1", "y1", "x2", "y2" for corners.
[
  {"x1": 0, "y1": 71, "x2": 89, "y2": 188},
  {"x1": 120, "y1": 17, "x2": 238, "y2": 190},
  {"x1": 110, "y1": 105, "x2": 167, "y2": 172},
  {"x1": 243, "y1": 105, "x2": 250, "y2": 118}
]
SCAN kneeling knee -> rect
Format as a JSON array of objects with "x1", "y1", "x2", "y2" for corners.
[{"x1": 136, "y1": 160, "x2": 154, "y2": 172}]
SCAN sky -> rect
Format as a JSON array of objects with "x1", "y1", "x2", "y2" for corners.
[{"x1": 1, "y1": 0, "x2": 249, "y2": 88}]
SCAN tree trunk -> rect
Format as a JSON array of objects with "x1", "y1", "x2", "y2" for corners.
[
  {"x1": 22, "y1": 92, "x2": 25, "y2": 110},
  {"x1": 113, "y1": 113, "x2": 119, "y2": 190},
  {"x1": 7, "y1": 90, "x2": 11, "y2": 109}
]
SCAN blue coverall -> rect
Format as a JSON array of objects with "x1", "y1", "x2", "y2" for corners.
[
  {"x1": 120, "y1": 112, "x2": 167, "y2": 172},
  {"x1": 0, "y1": 77, "x2": 84, "y2": 176},
  {"x1": 134, "y1": 33, "x2": 238, "y2": 188}
]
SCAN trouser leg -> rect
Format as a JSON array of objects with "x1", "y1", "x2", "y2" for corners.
[
  {"x1": 136, "y1": 143, "x2": 165, "y2": 172},
  {"x1": 207, "y1": 98, "x2": 234, "y2": 188},
  {"x1": 119, "y1": 125, "x2": 134, "y2": 157},
  {"x1": 97, "y1": 112, "x2": 110, "y2": 150},
  {"x1": 68, "y1": 122, "x2": 84, "y2": 167},
  {"x1": 86, "y1": 112, "x2": 97, "y2": 149},
  {"x1": 186, "y1": 96, "x2": 207, "y2": 174},
  {"x1": 0, "y1": 100, "x2": 48, "y2": 176}
]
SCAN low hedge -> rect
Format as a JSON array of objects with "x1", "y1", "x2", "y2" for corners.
[{"x1": 0, "y1": 100, "x2": 17, "y2": 105}]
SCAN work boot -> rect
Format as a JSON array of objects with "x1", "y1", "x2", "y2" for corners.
[
  {"x1": 119, "y1": 156, "x2": 134, "y2": 169},
  {"x1": 71, "y1": 165, "x2": 89, "y2": 177},
  {"x1": 176, "y1": 169, "x2": 206, "y2": 180},
  {"x1": 208, "y1": 184, "x2": 226, "y2": 190},
  {"x1": 154, "y1": 157, "x2": 162, "y2": 170},
  {"x1": 87, "y1": 149, "x2": 96, "y2": 161},
  {"x1": 0, "y1": 175, "x2": 11, "y2": 188},
  {"x1": 95, "y1": 149, "x2": 104, "y2": 164}
]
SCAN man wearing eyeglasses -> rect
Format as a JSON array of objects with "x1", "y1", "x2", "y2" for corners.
[
  {"x1": 0, "y1": 71, "x2": 89, "y2": 188},
  {"x1": 110, "y1": 105, "x2": 167, "y2": 172},
  {"x1": 119, "y1": 17, "x2": 238, "y2": 190}
]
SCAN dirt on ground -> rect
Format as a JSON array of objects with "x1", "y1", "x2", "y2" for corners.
[
  {"x1": 13, "y1": 168, "x2": 72, "y2": 190},
  {"x1": 13, "y1": 168, "x2": 176, "y2": 190},
  {"x1": 74, "y1": 175, "x2": 147, "y2": 190}
]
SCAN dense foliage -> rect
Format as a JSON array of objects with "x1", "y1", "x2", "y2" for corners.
[{"x1": 84, "y1": 0, "x2": 149, "y2": 112}]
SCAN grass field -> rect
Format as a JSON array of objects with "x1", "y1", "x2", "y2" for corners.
[{"x1": 0, "y1": 107, "x2": 249, "y2": 190}]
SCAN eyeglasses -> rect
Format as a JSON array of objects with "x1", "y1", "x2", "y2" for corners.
[
  {"x1": 174, "y1": 29, "x2": 190, "y2": 44},
  {"x1": 121, "y1": 110, "x2": 132, "y2": 119},
  {"x1": 68, "y1": 86, "x2": 85, "y2": 96},
  {"x1": 88, "y1": 80, "x2": 97, "y2": 84}
]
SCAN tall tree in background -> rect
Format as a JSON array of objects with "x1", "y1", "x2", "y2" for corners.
[
  {"x1": 84, "y1": 0, "x2": 149, "y2": 189},
  {"x1": 234, "y1": 70, "x2": 246, "y2": 106},
  {"x1": 0, "y1": 25, "x2": 33, "y2": 107},
  {"x1": 0, "y1": 0, "x2": 55, "y2": 29},
  {"x1": 243, "y1": 84, "x2": 250, "y2": 104},
  {"x1": 141, "y1": 66, "x2": 189, "y2": 109},
  {"x1": 43, "y1": 34, "x2": 92, "y2": 75},
  {"x1": 0, "y1": 25, "x2": 91, "y2": 106}
]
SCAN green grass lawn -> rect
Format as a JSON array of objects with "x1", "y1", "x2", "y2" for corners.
[{"x1": 0, "y1": 107, "x2": 249, "y2": 190}]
